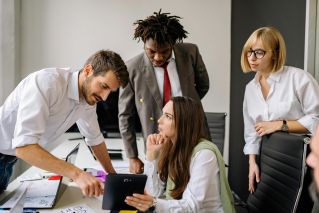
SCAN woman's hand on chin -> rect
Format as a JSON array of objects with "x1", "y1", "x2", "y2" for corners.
[{"x1": 146, "y1": 134, "x2": 168, "y2": 160}]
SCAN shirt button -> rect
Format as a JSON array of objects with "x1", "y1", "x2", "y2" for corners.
[
  {"x1": 194, "y1": 83, "x2": 196, "y2": 86},
  {"x1": 139, "y1": 98, "x2": 144, "y2": 103},
  {"x1": 149, "y1": 117, "x2": 154, "y2": 121}
]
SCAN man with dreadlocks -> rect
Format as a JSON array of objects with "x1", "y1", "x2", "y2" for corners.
[{"x1": 118, "y1": 10, "x2": 210, "y2": 174}]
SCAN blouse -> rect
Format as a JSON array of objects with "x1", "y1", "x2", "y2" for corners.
[
  {"x1": 243, "y1": 66, "x2": 319, "y2": 155},
  {"x1": 144, "y1": 149, "x2": 223, "y2": 212}
]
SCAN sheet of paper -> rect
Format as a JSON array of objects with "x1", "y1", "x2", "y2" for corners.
[
  {"x1": 53, "y1": 204, "x2": 96, "y2": 213},
  {"x1": 0, "y1": 179, "x2": 60, "y2": 208},
  {"x1": 112, "y1": 160, "x2": 129, "y2": 168},
  {"x1": 0, "y1": 182, "x2": 29, "y2": 209},
  {"x1": 26, "y1": 179, "x2": 60, "y2": 197},
  {"x1": 24, "y1": 195, "x2": 56, "y2": 208}
]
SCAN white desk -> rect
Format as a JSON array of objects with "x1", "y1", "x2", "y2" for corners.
[{"x1": 0, "y1": 133, "x2": 145, "y2": 212}]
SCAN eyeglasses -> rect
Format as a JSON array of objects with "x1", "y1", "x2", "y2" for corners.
[{"x1": 247, "y1": 49, "x2": 268, "y2": 59}]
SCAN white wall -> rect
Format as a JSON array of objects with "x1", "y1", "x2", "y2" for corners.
[
  {"x1": 20, "y1": 0, "x2": 231, "y2": 158},
  {"x1": 0, "y1": 0, "x2": 20, "y2": 104},
  {"x1": 20, "y1": 0, "x2": 231, "y2": 111}
]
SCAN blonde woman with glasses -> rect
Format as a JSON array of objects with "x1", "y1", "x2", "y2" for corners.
[{"x1": 241, "y1": 26, "x2": 319, "y2": 193}]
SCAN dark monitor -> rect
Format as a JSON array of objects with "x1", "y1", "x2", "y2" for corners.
[
  {"x1": 96, "y1": 91, "x2": 121, "y2": 137},
  {"x1": 67, "y1": 90, "x2": 141, "y2": 138}
]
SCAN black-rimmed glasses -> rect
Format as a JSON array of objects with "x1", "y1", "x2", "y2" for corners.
[{"x1": 247, "y1": 49, "x2": 268, "y2": 59}]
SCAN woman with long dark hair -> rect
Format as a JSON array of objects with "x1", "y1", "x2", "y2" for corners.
[{"x1": 125, "y1": 96, "x2": 234, "y2": 212}]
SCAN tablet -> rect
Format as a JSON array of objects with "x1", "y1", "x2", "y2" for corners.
[{"x1": 102, "y1": 173, "x2": 147, "y2": 210}]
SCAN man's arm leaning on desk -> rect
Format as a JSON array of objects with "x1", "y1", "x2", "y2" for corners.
[
  {"x1": 90, "y1": 142, "x2": 116, "y2": 173},
  {"x1": 118, "y1": 76, "x2": 145, "y2": 174},
  {"x1": 15, "y1": 143, "x2": 104, "y2": 197}
]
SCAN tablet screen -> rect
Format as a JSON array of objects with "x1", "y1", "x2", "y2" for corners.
[{"x1": 102, "y1": 173, "x2": 147, "y2": 210}]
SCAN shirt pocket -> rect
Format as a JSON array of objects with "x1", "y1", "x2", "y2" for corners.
[{"x1": 271, "y1": 100, "x2": 303, "y2": 119}]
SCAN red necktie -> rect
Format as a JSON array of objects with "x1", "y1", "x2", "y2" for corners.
[{"x1": 162, "y1": 62, "x2": 171, "y2": 106}]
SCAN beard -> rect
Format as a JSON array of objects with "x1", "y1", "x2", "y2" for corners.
[{"x1": 81, "y1": 76, "x2": 95, "y2": 105}]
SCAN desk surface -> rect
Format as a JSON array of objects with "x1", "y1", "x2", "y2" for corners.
[{"x1": 0, "y1": 133, "x2": 145, "y2": 212}]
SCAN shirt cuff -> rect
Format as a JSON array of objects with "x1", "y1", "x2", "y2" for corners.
[
  {"x1": 243, "y1": 143, "x2": 260, "y2": 155},
  {"x1": 12, "y1": 135, "x2": 39, "y2": 149},
  {"x1": 298, "y1": 115, "x2": 317, "y2": 134},
  {"x1": 144, "y1": 160, "x2": 156, "y2": 174},
  {"x1": 155, "y1": 198, "x2": 168, "y2": 213},
  {"x1": 84, "y1": 133, "x2": 105, "y2": 146}
]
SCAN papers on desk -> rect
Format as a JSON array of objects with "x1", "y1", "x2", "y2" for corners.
[
  {"x1": 0, "y1": 179, "x2": 61, "y2": 209},
  {"x1": 0, "y1": 181, "x2": 29, "y2": 212},
  {"x1": 54, "y1": 204, "x2": 96, "y2": 213},
  {"x1": 113, "y1": 160, "x2": 130, "y2": 173}
]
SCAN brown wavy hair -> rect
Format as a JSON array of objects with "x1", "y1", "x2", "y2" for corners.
[
  {"x1": 157, "y1": 96, "x2": 207, "y2": 199},
  {"x1": 84, "y1": 50, "x2": 128, "y2": 88}
]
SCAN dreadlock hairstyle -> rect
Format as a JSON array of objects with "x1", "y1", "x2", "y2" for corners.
[{"x1": 133, "y1": 9, "x2": 188, "y2": 46}]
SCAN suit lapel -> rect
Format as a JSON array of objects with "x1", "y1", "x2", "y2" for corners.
[
  {"x1": 174, "y1": 45, "x2": 190, "y2": 95},
  {"x1": 141, "y1": 53, "x2": 163, "y2": 109}
]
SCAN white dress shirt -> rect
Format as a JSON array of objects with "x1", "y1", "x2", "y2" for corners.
[
  {"x1": 0, "y1": 68, "x2": 104, "y2": 155},
  {"x1": 243, "y1": 66, "x2": 319, "y2": 155},
  {"x1": 144, "y1": 149, "x2": 223, "y2": 213},
  {"x1": 154, "y1": 51, "x2": 183, "y2": 98}
]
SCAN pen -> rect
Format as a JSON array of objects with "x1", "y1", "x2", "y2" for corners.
[
  {"x1": 20, "y1": 178, "x2": 43, "y2": 182},
  {"x1": 68, "y1": 136, "x2": 84, "y2": 140},
  {"x1": 107, "y1": 149, "x2": 122, "y2": 152},
  {"x1": 86, "y1": 144, "x2": 97, "y2": 160}
]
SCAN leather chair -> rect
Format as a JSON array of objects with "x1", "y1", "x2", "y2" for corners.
[
  {"x1": 246, "y1": 132, "x2": 313, "y2": 213},
  {"x1": 205, "y1": 112, "x2": 227, "y2": 155}
]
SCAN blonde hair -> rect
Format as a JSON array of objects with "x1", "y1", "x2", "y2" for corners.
[{"x1": 240, "y1": 26, "x2": 286, "y2": 73}]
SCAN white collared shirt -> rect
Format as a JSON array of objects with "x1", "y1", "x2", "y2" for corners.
[
  {"x1": 144, "y1": 149, "x2": 223, "y2": 213},
  {"x1": 153, "y1": 51, "x2": 183, "y2": 98},
  {"x1": 243, "y1": 66, "x2": 319, "y2": 155},
  {"x1": 0, "y1": 68, "x2": 104, "y2": 155}
]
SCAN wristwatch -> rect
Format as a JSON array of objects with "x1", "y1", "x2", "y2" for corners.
[{"x1": 281, "y1": 120, "x2": 289, "y2": 132}]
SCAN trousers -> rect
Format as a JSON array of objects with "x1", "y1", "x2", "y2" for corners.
[{"x1": 0, "y1": 153, "x2": 17, "y2": 194}]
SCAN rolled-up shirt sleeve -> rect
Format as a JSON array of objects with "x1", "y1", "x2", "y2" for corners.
[
  {"x1": 295, "y1": 72, "x2": 319, "y2": 134},
  {"x1": 243, "y1": 92, "x2": 261, "y2": 155},
  {"x1": 12, "y1": 73, "x2": 54, "y2": 149},
  {"x1": 144, "y1": 160, "x2": 165, "y2": 197},
  {"x1": 76, "y1": 106, "x2": 104, "y2": 146}
]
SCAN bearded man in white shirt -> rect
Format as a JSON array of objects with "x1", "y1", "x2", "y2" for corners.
[{"x1": 0, "y1": 50, "x2": 128, "y2": 197}]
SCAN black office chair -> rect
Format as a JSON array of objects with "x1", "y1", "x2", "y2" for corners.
[
  {"x1": 205, "y1": 112, "x2": 227, "y2": 155},
  {"x1": 246, "y1": 132, "x2": 313, "y2": 213}
]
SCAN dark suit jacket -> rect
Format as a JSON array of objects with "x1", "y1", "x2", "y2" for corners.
[{"x1": 118, "y1": 43, "x2": 210, "y2": 157}]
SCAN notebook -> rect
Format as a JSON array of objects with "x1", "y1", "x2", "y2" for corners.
[
  {"x1": 0, "y1": 143, "x2": 80, "y2": 209},
  {"x1": 102, "y1": 174, "x2": 147, "y2": 210}
]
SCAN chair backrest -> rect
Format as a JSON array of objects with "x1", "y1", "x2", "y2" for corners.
[
  {"x1": 246, "y1": 132, "x2": 313, "y2": 213},
  {"x1": 205, "y1": 112, "x2": 226, "y2": 155}
]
